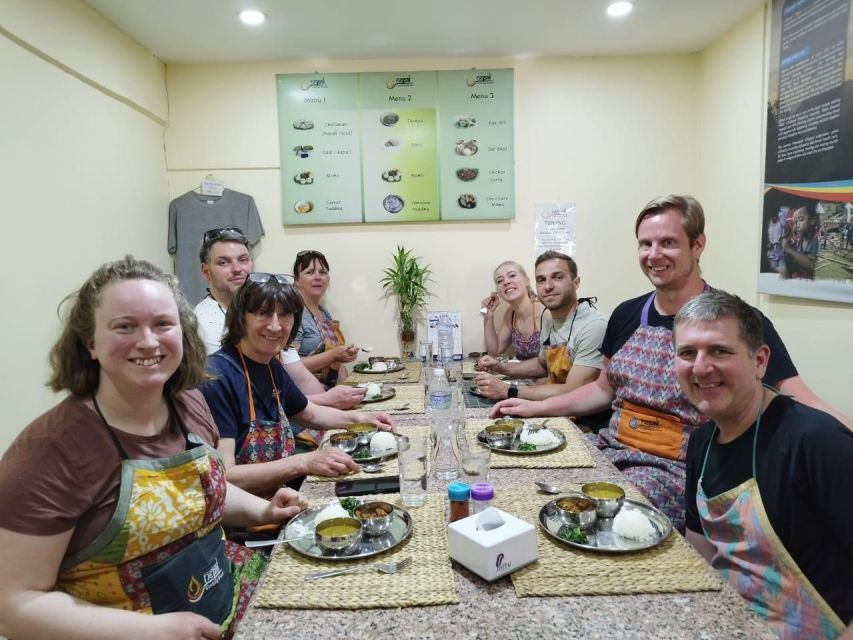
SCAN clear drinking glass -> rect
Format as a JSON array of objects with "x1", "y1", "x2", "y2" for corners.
[
  {"x1": 461, "y1": 441, "x2": 491, "y2": 485},
  {"x1": 398, "y1": 433, "x2": 428, "y2": 507}
]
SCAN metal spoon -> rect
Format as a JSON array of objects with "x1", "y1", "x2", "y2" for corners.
[
  {"x1": 535, "y1": 480, "x2": 562, "y2": 494},
  {"x1": 245, "y1": 534, "x2": 313, "y2": 548},
  {"x1": 361, "y1": 463, "x2": 383, "y2": 473},
  {"x1": 361, "y1": 347, "x2": 374, "y2": 352}
]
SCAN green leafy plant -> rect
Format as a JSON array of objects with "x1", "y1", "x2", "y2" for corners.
[{"x1": 380, "y1": 246, "x2": 433, "y2": 344}]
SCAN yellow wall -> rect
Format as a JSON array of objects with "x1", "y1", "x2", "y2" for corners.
[
  {"x1": 165, "y1": 54, "x2": 698, "y2": 359},
  {"x1": 1, "y1": 3, "x2": 849, "y2": 453},
  {"x1": 0, "y1": 0, "x2": 170, "y2": 451}
]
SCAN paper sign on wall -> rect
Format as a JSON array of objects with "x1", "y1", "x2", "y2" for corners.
[{"x1": 534, "y1": 203, "x2": 576, "y2": 258}]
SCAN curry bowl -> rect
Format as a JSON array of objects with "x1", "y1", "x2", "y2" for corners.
[
  {"x1": 582, "y1": 482, "x2": 625, "y2": 519},
  {"x1": 554, "y1": 493, "x2": 598, "y2": 530},
  {"x1": 315, "y1": 517, "x2": 363, "y2": 551},
  {"x1": 328, "y1": 431, "x2": 358, "y2": 453},
  {"x1": 353, "y1": 501, "x2": 396, "y2": 536},
  {"x1": 348, "y1": 423, "x2": 378, "y2": 446}
]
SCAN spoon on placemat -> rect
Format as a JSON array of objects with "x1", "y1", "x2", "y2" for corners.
[
  {"x1": 534, "y1": 480, "x2": 562, "y2": 495},
  {"x1": 245, "y1": 535, "x2": 313, "y2": 548}
]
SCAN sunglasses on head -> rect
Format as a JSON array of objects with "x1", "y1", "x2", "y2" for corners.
[
  {"x1": 247, "y1": 272, "x2": 294, "y2": 286},
  {"x1": 203, "y1": 226, "x2": 244, "y2": 244},
  {"x1": 296, "y1": 250, "x2": 326, "y2": 260}
]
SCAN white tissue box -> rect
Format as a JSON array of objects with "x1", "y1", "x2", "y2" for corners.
[{"x1": 447, "y1": 507, "x2": 538, "y2": 582}]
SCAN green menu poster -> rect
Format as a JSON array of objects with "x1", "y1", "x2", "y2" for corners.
[
  {"x1": 277, "y1": 73, "x2": 363, "y2": 225},
  {"x1": 360, "y1": 71, "x2": 440, "y2": 222},
  {"x1": 437, "y1": 69, "x2": 515, "y2": 220}
]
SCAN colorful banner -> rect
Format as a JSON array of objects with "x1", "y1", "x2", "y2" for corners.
[
  {"x1": 758, "y1": 0, "x2": 853, "y2": 303},
  {"x1": 276, "y1": 69, "x2": 515, "y2": 225}
]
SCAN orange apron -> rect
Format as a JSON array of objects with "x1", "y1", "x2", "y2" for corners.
[{"x1": 542, "y1": 306, "x2": 578, "y2": 384}]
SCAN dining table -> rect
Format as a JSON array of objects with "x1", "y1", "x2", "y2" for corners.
[{"x1": 235, "y1": 360, "x2": 774, "y2": 640}]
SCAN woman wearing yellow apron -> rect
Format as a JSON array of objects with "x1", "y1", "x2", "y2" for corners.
[
  {"x1": 0, "y1": 257, "x2": 306, "y2": 640},
  {"x1": 200, "y1": 272, "x2": 395, "y2": 498},
  {"x1": 292, "y1": 250, "x2": 359, "y2": 387}
]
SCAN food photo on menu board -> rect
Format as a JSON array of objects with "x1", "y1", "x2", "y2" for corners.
[{"x1": 276, "y1": 69, "x2": 515, "y2": 225}]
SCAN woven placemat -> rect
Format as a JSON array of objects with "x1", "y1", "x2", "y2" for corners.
[
  {"x1": 492, "y1": 486, "x2": 721, "y2": 597},
  {"x1": 465, "y1": 418, "x2": 595, "y2": 469},
  {"x1": 346, "y1": 362, "x2": 421, "y2": 385},
  {"x1": 351, "y1": 384, "x2": 425, "y2": 415},
  {"x1": 253, "y1": 493, "x2": 458, "y2": 609},
  {"x1": 306, "y1": 424, "x2": 431, "y2": 484}
]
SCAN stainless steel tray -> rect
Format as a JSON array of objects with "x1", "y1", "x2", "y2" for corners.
[
  {"x1": 477, "y1": 427, "x2": 566, "y2": 455},
  {"x1": 539, "y1": 497, "x2": 672, "y2": 553}
]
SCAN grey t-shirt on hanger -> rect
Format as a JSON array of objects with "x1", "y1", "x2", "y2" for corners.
[{"x1": 167, "y1": 189, "x2": 264, "y2": 305}]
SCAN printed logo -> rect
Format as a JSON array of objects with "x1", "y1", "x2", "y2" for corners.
[
  {"x1": 495, "y1": 552, "x2": 511, "y2": 572},
  {"x1": 466, "y1": 72, "x2": 494, "y2": 87},
  {"x1": 386, "y1": 75, "x2": 414, "y2": 89},
  {"x1": 629, "y1": 417, "x2": 639, "y2": 430},
  {"x1": 187, "y1": 575, "x2": 205, "y2": 603},
  {"x1": 300, "y1": 77, "x2": 328, "y2": 90}
]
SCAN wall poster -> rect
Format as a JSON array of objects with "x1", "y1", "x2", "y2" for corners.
[
  {"x1": 533, "y1": 203, "x2": 576, "y2": 259},
  {"x1": 276, "y1": 69, "x2": 514, "y2": 225},
  {"x1": 759, "y1": 0, "x2": 853, "y2": 303}
]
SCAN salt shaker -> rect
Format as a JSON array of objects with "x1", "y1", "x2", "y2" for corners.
[{"x1": 470, "y1": 483, "x2": 494, "y2": 514}]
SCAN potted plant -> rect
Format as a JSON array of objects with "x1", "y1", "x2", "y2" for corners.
[{"x1": 380, "y1": 245, "x2": 433, "y2": 359}]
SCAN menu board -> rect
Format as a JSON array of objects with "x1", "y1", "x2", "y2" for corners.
[{"x1": 277, "y1": 69, "x2": 514, "y2": 225}]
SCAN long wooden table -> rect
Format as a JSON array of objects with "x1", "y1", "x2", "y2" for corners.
[{"x1": 236, "y1": 400, "x2": 774, "y2": 639}]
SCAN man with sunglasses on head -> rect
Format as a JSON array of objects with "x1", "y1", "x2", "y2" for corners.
[{"x1": 194, "y1": 227, "x2": 366, "y2": 409}]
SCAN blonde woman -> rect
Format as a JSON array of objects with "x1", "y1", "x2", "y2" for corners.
[{"x1": 480, "y1": 260, "x2": 545, "y2": 360}]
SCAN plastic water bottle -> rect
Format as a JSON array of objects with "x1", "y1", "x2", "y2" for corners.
[
  {"x1": 428, "y1": 367, "x2": 451, "y2": 414},
  {"x1": 438, "y1": 314, "x2": 454, "y2": 365}
]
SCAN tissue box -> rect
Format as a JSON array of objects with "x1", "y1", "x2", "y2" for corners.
[{"x1": 447, "y1": 507, "x2": 537, "y2": 582}]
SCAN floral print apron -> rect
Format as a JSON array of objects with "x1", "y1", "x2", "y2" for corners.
[
  {"x1": 57, "y1": 397, "x2": 265, "y2": 636},
  {"x1": 696, "y1": 403, "x2": 844, "y2": 639}
]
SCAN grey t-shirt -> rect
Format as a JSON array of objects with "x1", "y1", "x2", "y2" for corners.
[
  {"x1": 167, "y1": 189, "x2": 264, "y2": 305},
  {"x1": 539, "y1": 300, "x2": 606, "y2": 370}
]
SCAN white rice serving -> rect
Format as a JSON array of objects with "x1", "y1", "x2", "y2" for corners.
[
  {"x1": 612, "y1": 509, "x2": 655, "y2": 542},
  {"x1": 370, "y1": 431, "x2": 397, "y2": 455},
  {"x1": 313, "y1": 502, "x2": 350, "y2": 525},
  {"x1": 370, "y1": 361, "x2": 388, "y2": 372},
  {"x1": 520, "y1": 428, "x2": 559, "y2": 447},
  {"x1": 364, "y1": 382, "x2": 382, "y2": 399}
]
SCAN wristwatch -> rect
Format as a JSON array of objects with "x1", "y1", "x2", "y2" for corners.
[{"x1": 507, "y1": 383, "x2": 519, "y2": 399}]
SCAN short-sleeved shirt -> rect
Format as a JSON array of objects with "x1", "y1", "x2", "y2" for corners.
[
  {"x1": 601, "y1": 290, "x2": 798, "y2": 386},
  {"x1": 685, "y1": 395, "x2": 853, "y2": 623},
  {"x1": 200, "y1": 345, "x2": 309, "y2": 452},
  {"x1": 193, "y1": 295, "x2": 300, "y2": 365},
  {"x1": 0, "y1": 391, "x2": 218, "y2": 556},
  {"x1": 168, "y1": 189, "x2": 264, "y2": 306},
  {"x1": 538, "y1": 299, "x2": 606, "y2": 370}
]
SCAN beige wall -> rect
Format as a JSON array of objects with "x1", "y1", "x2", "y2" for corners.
[
  {"x1": 165, "y1": 54, "x2": 698, "y2": 358},
  {"x1": 1, "y1": 3, "x2": 849, "y2": 454},
  {"x1": 695, "y1": 7, "x2": 852, "y2": 412},
  {"x1": 0, "y1": 0, "x2": 170, "y2": 451}
]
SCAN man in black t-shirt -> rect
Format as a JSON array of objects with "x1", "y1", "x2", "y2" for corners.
[
  {"x1": 674, "y1": 290, "x2": 852, "y2": 637},
  {"x1": 492, "y1": 195, "x2": 850, "y2": 531}
]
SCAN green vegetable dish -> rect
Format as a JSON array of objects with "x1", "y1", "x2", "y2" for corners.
[
  {"x1": 559, "y1": 526, "x2": 588, "y2": 544},
  {"x1": 517, "y1": 442, "x2": 537, "y2": 452},
  {"x1": 353, "y1": 450, "x2": 370, "y2": 460},
  {"x1": 340, "y1": 497, "x2": 359, "y2": 516}
]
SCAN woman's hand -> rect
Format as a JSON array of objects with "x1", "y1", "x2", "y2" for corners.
[
  {"x1": 151, "y1": 611, "x2": 223, "y2": 640},
  {"x1": 263, "y1": 487, "x2": 309, "y2": 522},
  {"x1": 316, "y1": 384, "x2": 366, "y2": 409},
  {"x1": 362, "y1": 413, "x2": 395, "y2": 431},
  {"x1": 330, "y1": 344, "x2": 359, "y2": 364},
  {"x1": 480, "y1": 292, "x2": 499, "y2": 315},
  {"x1": 476, "y1": 354, "x2": 499, "y2": 373},
  {"x1": 488, "y1": 397, "x2": 539, "y2": 418},
  {"x1": 302, "y1": 448, "x2": 361, "y2": 477}
]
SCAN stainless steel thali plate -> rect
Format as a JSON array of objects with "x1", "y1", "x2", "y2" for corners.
[
  {"x1": 477, "y1": 426, "x2": 566, "y2": 455},
  {"x1": 320, "y1": 439, "x2": 398, "y2": 465},
  {"x1": 284, "y1": 502, "x2": 413, "y2": 561},
  {"x1": 539, "y1": 498, "x2": 672, "y2": 553},
  {"x1": 357, "y1": 384, "x2": 396, "y2": 403}
]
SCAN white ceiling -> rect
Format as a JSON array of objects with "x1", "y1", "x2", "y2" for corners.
[{"x1": 84, "y1": 0, "x2": 766, "y2": 64}]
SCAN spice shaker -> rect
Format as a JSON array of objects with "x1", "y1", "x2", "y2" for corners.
[
  {"x1": 470, "y1": 482, "x2": 494, "y2": 514},
  {"x1": 447, "y1": 482, "x2": 471, "y2": 523}
]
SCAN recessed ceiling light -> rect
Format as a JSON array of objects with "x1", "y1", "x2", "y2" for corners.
[
  {"x1": 607, "y1": 2, "x2": 633, "y2": 18},
  {"x1": 239, "y1": 9, "x2": 266, "y2": 25}
]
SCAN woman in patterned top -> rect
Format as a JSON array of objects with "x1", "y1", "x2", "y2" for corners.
[{"x1": 480, "y1": 260, "x2": 546, "y2": 361}]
